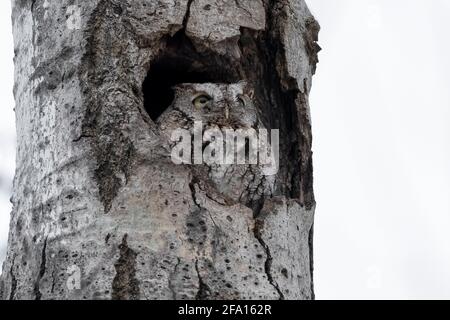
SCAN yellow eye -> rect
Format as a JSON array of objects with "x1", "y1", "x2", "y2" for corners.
[{"x1": 193, "y1": 94, "x2": 211, "y2": 109}]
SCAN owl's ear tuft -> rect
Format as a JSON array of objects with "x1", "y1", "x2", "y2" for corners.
[
  {"x1": 171, "y1": 85, "x2": 184, "y2": 96},
  {"x1": 172, "y1": 84, "x2": 196, "y2": 98}
]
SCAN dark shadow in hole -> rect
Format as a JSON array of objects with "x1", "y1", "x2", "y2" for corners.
[{"x1": 143, "y1": 31, "x2": 240, "y2": 121}]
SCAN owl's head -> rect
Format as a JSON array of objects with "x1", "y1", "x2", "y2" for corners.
[{"x1": 171, "y1": 81, "x2": 257, "y2": 128}]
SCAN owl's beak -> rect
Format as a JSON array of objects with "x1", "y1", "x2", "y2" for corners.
[{"x1": 225, "y1": 106, "x2": 230, "y2": 120}]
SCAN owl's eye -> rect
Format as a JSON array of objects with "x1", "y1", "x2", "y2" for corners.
[{"x1": 193, "y1": 94, "x2": 212, "y2": 109}]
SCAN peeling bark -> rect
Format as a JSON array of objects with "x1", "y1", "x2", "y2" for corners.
[{"x1": 1, "y1": 0, "x2": 319, "y2": 300}]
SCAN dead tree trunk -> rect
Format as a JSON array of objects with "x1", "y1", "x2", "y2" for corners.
[{"x1": 0, "y1": 0, "x2": 319, "y2": 300}]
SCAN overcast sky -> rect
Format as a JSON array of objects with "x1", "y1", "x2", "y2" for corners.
[
  {"x1": 0, "y1": 0, "x2": 15, "y2": 270},
  {"x1": 0, "y1": 1, "x2": 449, "y2": 299},
  {"x1": 308, "y1": 0, "x2": 450, "y2": 299}
]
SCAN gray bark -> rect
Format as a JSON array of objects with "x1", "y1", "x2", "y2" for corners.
[{"x1": 0, "y1": 0, "x2": 319, "y2": 300}]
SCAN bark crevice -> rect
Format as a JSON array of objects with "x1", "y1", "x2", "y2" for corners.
[
  {"x1": 112, "y1": 235, "x2": 140, "y2": 300},
  {"x1": 308, "y1": 223, "x2": 315, "y2": 300},
  {"x1": 189, "y1": 179, "x2": 221, "y2": 231},
  {"x1": 8, "y1": 256, "x2": 17, "y2": 301},
  {"x1": 34, "y1": 237, "x2": 48, "y2": 300},
  {"x1": 168, "y1": 258, "x2": 181, "y2": 300},
  {"x1": 254, "y1": 215, "x2": 284, "y2": 300},
  {"x1": 79, "y1": 0, "x2": 139, "y2": 214},
  {"x1": 195, "y1": 259, "x2": 211, "y2": 300},
  {"x1": 182, "y1": 0, "x2": 195, "y2": 30}
]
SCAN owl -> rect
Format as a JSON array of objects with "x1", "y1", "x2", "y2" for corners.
[{"x1": 157, "y1": 81, "x2": 276, "y2": 208}]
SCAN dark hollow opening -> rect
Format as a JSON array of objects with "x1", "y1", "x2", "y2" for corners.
[{"x1": 143, "y1": 31, "x2": 240, "y2": 121}]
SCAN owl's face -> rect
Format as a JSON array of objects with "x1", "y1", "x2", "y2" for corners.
[{"x1": 171, "y1": 82, "x2": 258, "y2": 129}]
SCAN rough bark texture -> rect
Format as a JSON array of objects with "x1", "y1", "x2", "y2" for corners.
[{"x1": 0, "y1": 0, "x2": 319, "y2": 300}]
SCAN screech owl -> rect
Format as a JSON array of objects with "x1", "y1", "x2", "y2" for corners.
[{"x1": 157, "y1": 81, "x2": 276, "y2": 207}]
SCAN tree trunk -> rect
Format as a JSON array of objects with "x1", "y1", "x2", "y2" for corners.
[{"x1": 0, "y1": 0, "x2": 319, "y2": 300}]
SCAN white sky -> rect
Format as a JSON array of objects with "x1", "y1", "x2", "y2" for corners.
[
  {"x1": 0, "y1": 0, "x2": 449, "y2": 299},
  {"x1": 308, "y1": 0, "x2": 450, "y2": 299},
  {"x1": 0, "y1": 0, "x2": 15, "y2": 268}
]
